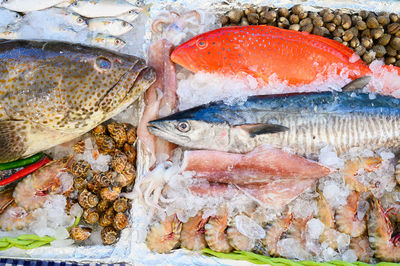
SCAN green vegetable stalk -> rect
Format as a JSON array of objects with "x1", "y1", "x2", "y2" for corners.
[{"x1": 202, "y1": 249, "x2": 399, "y2": 266}]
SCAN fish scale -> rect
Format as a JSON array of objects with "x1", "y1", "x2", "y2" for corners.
[
  {"x1": 148, "y1": 91, "x2": 400, "y2": 157},
  {"x1": 0, "y1": 40, "x2": 155, "y2": 163}
]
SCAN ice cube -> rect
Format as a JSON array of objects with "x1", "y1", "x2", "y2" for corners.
[
  {"x1": 54, "y1": 227, "x2": 69, "y2": 240},
  {"x1": 342, "y1": 249, "x2": 358, "y2": 262},
  {"x1": 322, "y1": 181, "x2": 349, "y2": 209},
  {"x1": 235, "y1": 215, "x2": 265, "y2": 239},
  {"x1": 321, "y1": 247, "x2": 339, "y2": 261},
  {"x1": 306, "y1": 218, "x2": 325, "y2": 239},
  {"x1": 70, "y1": 203, "x2": 83, "y2": 218},
  {"x1": 319, "y1": 146, "x2": 344, "y2": 169},
  {"x1": 337, "y1": 233, "x2": 351, "y2": 253},
  {"x1": 357, "y1": 200, "x2": 369, "y2": 221},
  {"x1": 50, "y1": 239, "x2": 74, "y2": 248}
]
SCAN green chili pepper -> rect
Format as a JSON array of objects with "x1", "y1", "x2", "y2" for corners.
[{"x1": 0, "y1": 153, "x2": 43, "y2": 171}]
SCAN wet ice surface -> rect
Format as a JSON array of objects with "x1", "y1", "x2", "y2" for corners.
[{"x1": 1, "y1": 0, "x2": 400, "y2": 264}]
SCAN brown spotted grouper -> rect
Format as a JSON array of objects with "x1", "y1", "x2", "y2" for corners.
[{"x1": 0, "y1": 39, "x2": 156, "y2": 163}]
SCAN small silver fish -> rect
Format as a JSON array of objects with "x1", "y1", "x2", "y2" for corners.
[
  {"x1": 0, "y1": 40, "x2": 156, "y2": 162},
  {"x1": 0, "y1": 0, "x2": 69, "y2": 12},
  {"x1": 0, "y1": 7, "x2": 22, "y2": 28},
  {"x1": 88, "y1": 18, "x2": 133, "y2": 36},
  {"x1": 68, "y1": 0, "x2": 137, "y2": 18},
  {"x1": 47, "y1": 8, "x2": 87, "y2": 30},
  {"x1": 89, "y1": 33, "x2": 126, "y2": 50},
  {"x1": 117, "y1": 10, "x2": 140, "y2": 23}
]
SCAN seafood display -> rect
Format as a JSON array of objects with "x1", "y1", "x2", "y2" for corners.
[
  {"x1": 0, "y1": 40, "x2": 155, "y2": 163},
  {"x1": 2, "y1": 0, "x2": 400, "y2": 265},
  {"x1": 139, "y1": 2, "x2": 400, "y2": 265}
]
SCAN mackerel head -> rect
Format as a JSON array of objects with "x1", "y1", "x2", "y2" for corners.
[
  {"x1": 148, "y1": 91, "x2": 400, "y2": 157},
  {"x1": 0, "y1": 40, "x2": 156, "y2": 162}
]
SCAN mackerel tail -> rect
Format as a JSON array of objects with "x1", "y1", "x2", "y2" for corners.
[{"x1": 148, "y1": 91, "x2": 400, "y2": 156}]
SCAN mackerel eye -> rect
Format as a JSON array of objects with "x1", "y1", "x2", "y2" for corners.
[
  {"x1": 96, "y1": 57, "x2": 112, "y2": 69},
  {"x1": 177, "y1": 121, "x2": 190, "y2": 132},
  {"x1": 196, "y1": 39, "x2": 208, "y2": 49}
]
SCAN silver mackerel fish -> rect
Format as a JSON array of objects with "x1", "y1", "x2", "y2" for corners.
[
  {"x1": 0, "y1": 39, "x2": 156, "y2": 163},
  {"x1": 148, "y1": 91, "x2": 400, "y2": 157}
]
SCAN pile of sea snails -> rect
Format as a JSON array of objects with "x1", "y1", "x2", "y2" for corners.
[
  {"x1": 220, "y1": 4, "x2": 400, "y2": 66},
  {"x1": 66, "y1": 121, "x2": 136, "y2": 245}
]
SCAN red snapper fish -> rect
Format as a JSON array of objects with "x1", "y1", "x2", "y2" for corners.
[{"x1": 171, "y1": 25, "x2": 400, "y2": 92}]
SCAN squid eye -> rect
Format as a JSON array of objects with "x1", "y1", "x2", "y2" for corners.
[
  {"x1": 177, "y1": 121, "x2": 190, "y2": 132},
  {"x1": 96, "y1": 57, "x2": 112, "y2": 69},
  {"x1": 196, "y1": 39, "x2": 208, "y2": 49}
]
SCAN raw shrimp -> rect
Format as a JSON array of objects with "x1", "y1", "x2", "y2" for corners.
[
  {"x1": 0, "y1": 203, "x2": 34, "y2": 231},
  {"x1": 0, "y1": 186, "x2": 14, "y2": 214},
  {"x1": 342, "y1": 157, "x2": 382, "y2": 192},
  {"x1": 227, "y1": 223, "x2": 255, "y2": 251},
  {"x1": 287, "y1": 216, "x2": 311, "y2": 248},
  {"x1": 205, "y1": 207, "x2": 232, "y2": 253},
  {"x1": 368, "y1": 196, "x2": 400, "y2": 262},
  {"x1": 13, "y1": 159, "x2": 71, "y2": 211},
  {"x1": 262, "y1": 213, "x2": 293, "y2": 256},
  {"x1": 316, "y1": 189, "x2": 338, "y2": 249},
  {"x1": 146, "y1": 215, "x2": 182, "y2": 253},
  {"x1": 350, "y1": 236, "x2": 373, "y2": 263},
  {"x1": 335, "y1": 191, "x2": 367, "y2": 237},
  {"x1": 180, "y1": 211, "x2": 208, "y2": 251}
]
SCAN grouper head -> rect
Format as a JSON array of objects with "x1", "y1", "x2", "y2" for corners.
[{"x1": 0, "y1": 40, "x2": 156, "y2": 162}]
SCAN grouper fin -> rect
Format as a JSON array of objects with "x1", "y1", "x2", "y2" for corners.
[
  {"x1": 341, "y1": 76, "x2": 371, "y2": 92},
  {"x1": 235, "y1": 123, "x2": 289, "y2": 138},
  {"x1": 0, "y1": 120, "x2": 28, "y2": 163}
]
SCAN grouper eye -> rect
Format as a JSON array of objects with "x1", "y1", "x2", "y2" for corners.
[
  {"x1": 177, "y1": 121, "x2": 190, "y2": 132},
  {"x1": 96, "y1": 57, "x2": 112, "y2": 69}
]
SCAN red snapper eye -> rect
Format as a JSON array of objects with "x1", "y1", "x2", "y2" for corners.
[{"x1": 196, "y1": 39, "x2": 208, "y2": 49}]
